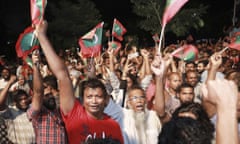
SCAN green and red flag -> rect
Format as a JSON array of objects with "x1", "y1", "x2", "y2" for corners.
[
  {"x1": 110, "y1": 41, "x2": 122, "y2": 55},
  {"x1": 23, "y1": 56, "x2": 33, "y2": 68},
  {"x1": 112, "y1": 18, "x2": 127, "y2": 41},
  {"x1": 162, "y1": 0, "x2": 188, "y2": 27},
  {"x1": 172, "y1": 44, "x2": 198, "y2": 61},
  {"x1": 31, "y1": 0, "x2": 47, "y2": 25},
  {"x1": 228, "y1": 32, "x2": 240, "y2": 51},
  {"x1": 15, "y1": 26, "x2": 40, "y2": 58},
  {"x1": 78, "y1": 22, "x2": 104, "y2": 58}
]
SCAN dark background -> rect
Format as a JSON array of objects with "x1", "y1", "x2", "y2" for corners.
[{"x1": 0, "y1": 0, "x2": 235, "y2": 59}]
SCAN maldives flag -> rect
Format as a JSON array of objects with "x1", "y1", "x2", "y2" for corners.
[
  {"x1": 23, "y1": 56, "x2": 33, "y2": 68},
  {"x1": 110, "y1": 41, "x2": 122, "y2": 55},
  {"x1": 31, "y1": 0, "x2": 47, "y2": 25},
  {"x1": 112, "y1": 18, "x2": 127, "y2": 41},
  {"x1": 172, "y1": 44, "x2": 198, "y2": 61},
  {"x1": 228, "y1": 33, "x2": 240, "y2": 51},
  {"x1": 15, "y1": 26, "x2": 40, "y2": 58},
  {"x1": 162, "y1": 0, "x2": 188, "y2": 27},
  {"x1": 78, "y1": 22, "x2": 104, "y2": 58}
]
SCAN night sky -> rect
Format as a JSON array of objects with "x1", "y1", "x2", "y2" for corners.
[{"x1": 0, "y1": 0, "x2": 235, "y2": 58}]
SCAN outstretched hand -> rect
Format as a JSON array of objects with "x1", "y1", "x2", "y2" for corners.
[{"x1": 201, "y1": 79, "x2": 238, "y2": 107}]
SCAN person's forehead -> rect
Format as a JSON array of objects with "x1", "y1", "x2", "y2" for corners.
[
  {"x1": 129, "y1": 89, "x2": 144, "y2": 96},
  {"x1": 187, "y1": 72, "x2": 197, "y2": 77},
  {"x1": 180, "y1": 87, "x2": 193, "y2": 92}
]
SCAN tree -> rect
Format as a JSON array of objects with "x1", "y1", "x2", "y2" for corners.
[
  {"x1": 46, "y1": 0, "x2": 102, "y2": 50},
  {"x1": 130, "y1": 0, "x2": 208, "y2": 37}
]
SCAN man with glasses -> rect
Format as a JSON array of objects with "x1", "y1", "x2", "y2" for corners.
[{"x1": 104, "y1": 53, "x2": 171, "y2": 144}]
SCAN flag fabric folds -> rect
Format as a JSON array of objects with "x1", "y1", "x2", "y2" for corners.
[
  {"x1": 31, "y1": 0, "x2": 47, "y2": 25},
  {"x1": 15, "y1": 26, "x2": 40, "y2": 58},
  {"x1": 228, "y1": 32, "x2": 240, "y2": 51},
  {"x1": 172, "y1": 44, "x2": 198, "y2": 61},
  {"x1": 162, "y1": 0, "x2": 188, "y2": 27},
  {"x1": 78, "y1": 22, "x2": 104, "y2": 58},
  {"x1": 112, "y1": 18, "x2": 127, "y2": 41}
]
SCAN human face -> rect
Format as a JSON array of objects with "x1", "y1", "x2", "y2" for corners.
[
  {"x1": 83, "y1": 87, "x2": 107, "y2": 119},
  {"x1": 186, "y1": 72, "x2": 198, "y2": 87},
  {"x1": 185, "y1": 63, "x2": 195, "y2": 72},
  {"x1": 177, "y1": 87, "x2": 194, "y2": 104},
  {"x1": 197, "y1": 63, "x2": 205, "y2": 73},
  {"x1": 18, "y1": 75, "x2": 25, "y2": 85},
  {"x1": 1, "y1": 69, "x2": 10, "y2": 80},
  {"x1": 128, "y1": 89, "x2": 146, "y2": 112},
  {"x1": 169, "y1": 74, "x2": 182, "y2": 91},
  {"x1": 16, "y1": 95, "x2": 30, "y2": 111}
]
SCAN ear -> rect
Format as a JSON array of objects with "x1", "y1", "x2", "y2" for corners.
[{"x1": 127, "y1": 100, "x2": 132, "y2": 109}]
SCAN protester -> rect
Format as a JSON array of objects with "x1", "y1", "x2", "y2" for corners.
[
  {"x1": 27, "y1": 50, "x2": 68, "y2": 143},
  {"x1": 0, "y1": 75, "x2": 35, "y2": 143},
  {"x1": 34, "y1": 20, "x2": 124, "y2": 144}
]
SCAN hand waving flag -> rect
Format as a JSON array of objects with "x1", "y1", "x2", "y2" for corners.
[{"x1": 158, "y1": 0, "x2": 188, "y2": 52}]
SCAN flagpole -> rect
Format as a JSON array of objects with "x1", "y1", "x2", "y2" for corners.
[
  {"x1": 219, "y1": 47, "x2": 228, "y2": 54},
  {"x1": 158, "y1": 25, "x2": 165, "y2": 54}
]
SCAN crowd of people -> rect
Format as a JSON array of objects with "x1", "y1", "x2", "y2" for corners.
[{"x1": 0, "y1": 20, "x2": 239, "y2": 144}]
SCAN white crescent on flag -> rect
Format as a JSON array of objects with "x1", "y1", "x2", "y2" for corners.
[{"x1": 93, "y1": 34, "x2": 98, "y2": 44}]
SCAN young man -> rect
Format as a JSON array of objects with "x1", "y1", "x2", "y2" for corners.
[
  {"x1": 27, "y1": 50, "x2": 68, "y2": 143},
  {"x1": 34, "y1": 20, "x2": 123, "y2": 144},
  {"x1": 0, "y1": 76, "x2": 35, "y2": 143}
]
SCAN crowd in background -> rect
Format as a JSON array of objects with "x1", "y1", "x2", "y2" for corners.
[{"x1": 0, "y1": 20, "x2": 239, "y2": 144}]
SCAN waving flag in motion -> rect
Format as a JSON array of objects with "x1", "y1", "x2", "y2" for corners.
[
  {"x1": 112, "y1": 18, "x2": 127, "y2": 41},
  {"x1": 171, "y1": 44, "x2": 198, "y2": 61},
  {"x1": 15, "y1": 26, "x2": 40, "y2": 58},
  {"x1": 31, "y1": 0, "x2": 47, "y2": 25},
  {"x1": 158, "y1": 0, "x2": 188, "y2": 52},
  {"x1": 162, "y1": 0, "x2": 188, "y2": 27},
  {"x1": 78, "y1": 22, "x2": 104, "y2": 58},
  {"x1": 228, "y1": 32, "x2": 240, "y2": 51}
]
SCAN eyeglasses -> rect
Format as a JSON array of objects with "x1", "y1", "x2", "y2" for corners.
[{"x1": 128, "y1": 95, "x2": 145, "y2": 101}]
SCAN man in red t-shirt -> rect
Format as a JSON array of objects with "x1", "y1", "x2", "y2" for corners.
[{"x1": 34, "y1": 20, "x2": 124, "y2": 144}]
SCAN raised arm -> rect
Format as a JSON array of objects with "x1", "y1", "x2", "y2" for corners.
[
  {"x1": 203, "y1": 52, "x2": 222, "y2": 117},
  {"x1": 34, "y1": 20, "x2": 75, "y2": 115},
  {"x1": 0, "y1": 75, "x2": 16, "y2": 110},
  {"x1": 151, "y1": 53, "x2": 171, "y2": 117},
  {"x1": 31, "y1": 50, "x2": 43, "y2": 111},
  {"x1": 206, "y1": 52, "x2": 222, "y2": 81},
  {"x1": 202, "y1": 79, "x2": 239, "y2": 144}
]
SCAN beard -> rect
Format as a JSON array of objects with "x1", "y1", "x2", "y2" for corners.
[
  {"x1": 130, "y1": 110, "x2": 147, "y2": 144},
  {"x1": 43, "y1": 97, "x2": 56, "y2": 110}
]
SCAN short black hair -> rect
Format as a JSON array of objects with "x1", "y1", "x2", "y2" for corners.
[
  {"x1": 81, "y1": 78, "x2": 108, "y2": 99},
  {"x1": 43, "y1": 75, "x2": 58, "y2": 90},
  {"x1": 158, "y1": 103, "x2": 214, "y2": 144},
  {"x1": 176, "y1": 83, "x2": 194, "y2": 94},
  {"x1": 12, "y1": 89, "x2": 29, "y2": 102}
]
